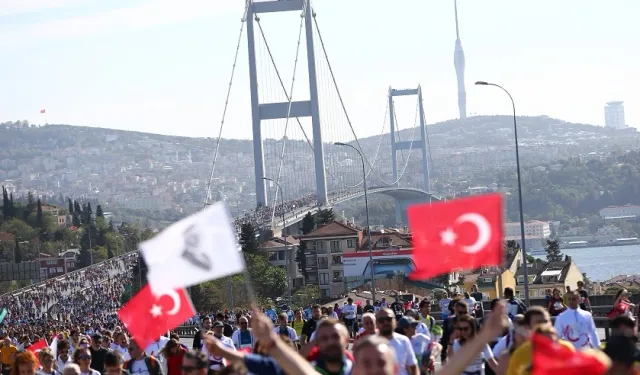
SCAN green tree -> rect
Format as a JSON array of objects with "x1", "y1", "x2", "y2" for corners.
[
  {"x1": 73, "y1": 200, "x2": 82, "y2": 217},
  {"x1": 96, "y1": 205, "x2": 104, "y2": 218},
  {"x1": 72, "y1": 214, "x2": 81, "y2": 228},
  {"x1": 68, "y1": 198, "x2": 73, "y2": 216},
  {"x1": 35, "y1": 199, "x2": 44, "y2": 229},
  {"x1": 2, "y1": 186, "x2": 9, "y2": 221},
  {"x1": 315, "y1": 209, "x2": 335, "y2": 225},
  {"x1": 107, "y1": 245, "x2": 115, "y2": 259},
  {"x1": 292, "y1": 285, "x2": 321, "y2": 307},
  {"x1": 244, "y1": 252, "x2": 287, "y2": 298},
  {"x1": 239, "y1": 223, "x2": 259, "y2": 253},
  {"x1": 13, "y1": 237, "x2": 22, "y2": 263},
  {"x1": 78, "y1": 227, "x2": 93, "y2": 267},
  {"x1": 545, "y1": 239, "x2": 563, "y2": 262},
  {"x1": 296, "y1": 212, "x2": 315, "y2": 282}
]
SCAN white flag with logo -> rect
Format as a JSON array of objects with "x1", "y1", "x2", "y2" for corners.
[{"x1": 140, "y1": 201, "x2": 245, "y2": 294}]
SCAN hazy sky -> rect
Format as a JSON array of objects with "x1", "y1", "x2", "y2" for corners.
[{"x1": 1, "y1": 0, "x2": 638, "y2": 140}]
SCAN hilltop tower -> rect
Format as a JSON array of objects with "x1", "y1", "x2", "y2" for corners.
[{"x1": 453, "y1": 0, "x2": 467, "y2": 120}]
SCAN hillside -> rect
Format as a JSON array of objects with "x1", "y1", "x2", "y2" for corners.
[{"x1": 1, "y1": 116, "x2": 638, "y2": 224}]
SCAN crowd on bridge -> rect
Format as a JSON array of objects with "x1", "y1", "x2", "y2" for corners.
[
  {"x1": 233, "y1": 193, "x2": 318, "y2": 231},
  {"x1": 0, "y1": 252, "x2": 138, "y2": 344}
]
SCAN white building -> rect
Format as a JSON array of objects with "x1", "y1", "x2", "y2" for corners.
[
  {"x1": 599, "y1": 204, "x2": 640, "y2": 219},
  {"x1": 605, "y1": 101, "x2": 626, "y2": 129},
  {"x1": 505, "y1": 220, "x2": 551, "y2": 238}
]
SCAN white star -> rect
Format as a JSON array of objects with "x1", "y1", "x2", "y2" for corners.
[
  {"x1": 440, "y1": 227, "x2": 457, "y2": 246},
  {"x1": 150, "y1": 304, "x2": 163, "y2": 317}
]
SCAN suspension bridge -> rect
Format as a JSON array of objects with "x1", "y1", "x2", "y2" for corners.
[{"x1": 208, "y1": 0, "x2": 441, "y2": 232}]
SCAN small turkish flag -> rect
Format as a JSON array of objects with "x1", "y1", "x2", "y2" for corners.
[
  {"x1": 117, "y1": 285, "x2": 195, "y2": 349},
  {"x1": 408, "y1": 193, "x2": 503, "y2": 280},
  {"x1": 27, "y1": 339, "x2": 48, "y2": 353},
  {"x1": 531, "y1": 333, "x2": 608, "y2": 375},
  {"x1": 40, "y1": 109, "x2": 46, "y2": 114}
]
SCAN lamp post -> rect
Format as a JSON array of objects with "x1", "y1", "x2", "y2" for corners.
[
  {"x1": 262, "y1": 177, "x2": 292, "y2": 306},
  {"x1": 475, "y1": 81, "x2": 530, "y2": 306},
  {"x1": 334, "y1": 142, "x2": 376, "y2": 303}
]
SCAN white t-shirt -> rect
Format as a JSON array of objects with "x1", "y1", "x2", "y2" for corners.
[
  {"x1": 385, "y1": 333, "x2": 418, "y2": 375},
  {"x1": 273, "y1": 326, "x2": 298, "y2": 342},
  {"x1": 129, "y1": 359, "x2": 150, "y2": 375},
  {"x1": 463, "y1": 297, "x2": 477, "y2": 312},
  {"x1": 342, "y1": 304, "x2": 357, "y2": 320},
  {"x1": 410, "y1": 333, "x2": 432, "y2": 363},
  {"x1": 203, "y1": 335, "x2": 235, "y2": 371},
  {"x1": 452, "y1": 339, "x2": 494, "y2": 375}
]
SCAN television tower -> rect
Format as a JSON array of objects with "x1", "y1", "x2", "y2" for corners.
[{"x1": 453, "y1": 0, "x2": 467, "y2": 120}]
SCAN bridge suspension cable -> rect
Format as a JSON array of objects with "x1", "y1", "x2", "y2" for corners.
[
  {"x1": 313, "y1": 13, "x2": 422, "y2": 187},
  {"x1": 256, "y1": 15, "x2": 388, "y2": 189},
  {"x1": 203, "y1": 0, "x2": 251, "y2": 207},
  {"x1": 259, "y1": 3, "x2": 308, "y2": 224}
]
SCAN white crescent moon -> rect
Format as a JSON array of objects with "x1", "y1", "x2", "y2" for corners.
[
  {"x1": 455, "y1": 213, "x2": 491, "y2": 254},
  {"x1": 155, "y1": 290, "x2": 181, "y2": 315}
]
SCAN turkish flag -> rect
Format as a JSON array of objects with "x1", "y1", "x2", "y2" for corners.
[
  {"x1": 407, "y1": 194, "x2": 503, "y2": 280},
  {"x1": 117, "y1": 285, "x2": 195, "y2": 349},
  {"x1": 27, "y1": 339, "x2": 48, "y2": 353},
  {"x1": 531, "y1": 334, "x2": 608, "y2": 375}
]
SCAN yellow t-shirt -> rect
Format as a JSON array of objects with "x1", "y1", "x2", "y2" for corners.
[
  {"x1": 506, "y1": 339, "x2": 575, "y2": 375},
  {"x1": 0, "y1": 344, "x2": 18, "y2": 365}
]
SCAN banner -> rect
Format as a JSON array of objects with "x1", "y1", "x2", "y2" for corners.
[{"x1": 343, "y1": 249, "x2": 415, "y2": 278}]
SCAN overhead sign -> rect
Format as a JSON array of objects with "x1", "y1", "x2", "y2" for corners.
[
  {"x1": 342, "y1": 249, "x2": 415, "y2": 278},
  {"x1": 38, "y1": 258, "x2": 67, "y2": 279}
]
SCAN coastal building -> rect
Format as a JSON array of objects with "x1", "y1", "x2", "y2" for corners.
[
  {"x1": 460, "y1": 248, "x2": 522, "y2": 300},
  {"x1": 505, "y1": 220, "x2": 551, "y2": 238},
  {"x1": 599, "y1": 204, "x2": 640, "y2": 220},
  {"x1": 514, "y1": 259, "x2": 584, "y2": 299}
]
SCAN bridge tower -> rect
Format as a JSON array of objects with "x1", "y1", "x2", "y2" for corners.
[
  {"x1": 247, "y1": 0, "x2": 327, "y2": 208},
  {"x1": 388, "y1": 86, "x2": 430, "y2": 224}
]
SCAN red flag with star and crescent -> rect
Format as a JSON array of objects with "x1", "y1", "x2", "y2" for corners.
[
  {"x1": 407, "y1": 193, "x2": 503, "y2": 280},
  {"x1": 117, "y1": 285, "x2": 195, "y2": 349}
]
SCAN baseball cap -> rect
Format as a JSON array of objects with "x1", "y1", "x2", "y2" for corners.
[
  {"x1": 397, "y1": 316, "x2": 419, "y2": 330},
  {"x1": 212, "y1": 321, "x2": 224, "y2": 328}
]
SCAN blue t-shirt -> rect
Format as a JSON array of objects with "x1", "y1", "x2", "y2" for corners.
[{"x1": 266, "y1": 309, "x2": 277, "y2": 322}]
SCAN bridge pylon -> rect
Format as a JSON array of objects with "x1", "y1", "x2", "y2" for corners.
[
  {"x1": 388, "y1": 86, "x2": 430, "y2": 224},
  {"x1": 246, "y1": 0, "x2": 327, "y2": 208}
]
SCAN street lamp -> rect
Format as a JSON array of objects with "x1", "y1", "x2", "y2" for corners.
[
  {"x1": 334, "y1": 142, "x2": 376, "y2": 303},
  {"x1": 262, "y1": 177, "x2": 292, "y2": 306},
  {"x1": 475, "y1": 81, "x2": 530, "y2": 305}
]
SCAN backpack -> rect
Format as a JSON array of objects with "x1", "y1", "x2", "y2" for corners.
[{"x1": 125, "y1": 356, "x2": 160, "y2": 375}]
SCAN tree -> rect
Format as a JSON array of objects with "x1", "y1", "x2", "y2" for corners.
[
  {"x1": 545, "y1": 239, "x2": 563, "y2": 262},
  {"x1": 68, "y1": 198, "x2": 73, "y2": 216},
  {"x1": 2, "y1": 186, "x2": 10, "y2": 220},
  {"x1": 13, "y1": 238, "x2": 22, "y2": 264},
  {"x1": 73, "y1": 200, "x2": 82, "y2": 217},
  {"x1": 36, "y1": 199, "x2": 44, "y2": 229},
  {"x1": 96, "y1": 205, "x2": 104, "y2": 218},
  {"x1": 107, "y1": 245, "x2": 115, "y2": 259},
  {"x1": 315, "y1": 209, "x2": 335, "y2": 225},
  {"x1": 296, "y1": 212, "x2": 316, "y2": 281},
  {"x1": 239, "y1": 223, "x2": 259, "y2": 253},
  {"x1": 244, "y1": 252, "x2": 287, "y2": 298},
  {"x1": 292, "y1": 285, "x2": 321, "y2": 307},
  {"x1": 72, "y1": 214, "x2": 81, "y2": 228}
]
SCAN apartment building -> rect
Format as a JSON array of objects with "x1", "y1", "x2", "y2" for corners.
[
  {"x1": 514, "y1": 259, "x2": 584, "y2": 299},
  {"x1": 260, "y1": 236, "x2": 304, "y2": 289},
  {"x1": 298, "y1": 221, "x2": 363, "y2": 297},
  {"x1": 505, "y1": 220, "x2": 551, "y2": 238}
]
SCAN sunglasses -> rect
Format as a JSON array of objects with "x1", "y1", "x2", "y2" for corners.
[
  {"x1": 78, "y1": 355, "x2": 92, "y2": 360},
  {"x1": 377, "y1": 317, "x2": 393, "y2": 323}
]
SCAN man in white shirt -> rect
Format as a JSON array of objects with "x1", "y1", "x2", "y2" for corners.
[
  {"x1": 341, "y1": 298, "x2": 358, "y2": 339},
  {"x1": 202, "y1": 322, "x2": 235, "y2": 372},
  {"x1": 375, "y1": 308, "x2": 419, "y2": 375},
  {"x1": 554, "y1": 290, "x2": 600, "y2": 349}
]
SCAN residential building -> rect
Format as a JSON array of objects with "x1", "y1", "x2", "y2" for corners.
[
  {"x1": 298, "y1": 221, "x2": 363, "y2": 297},
  {"x1": 604, "y1": 101, "x2": 626, "y2": 129},
  {"x1": 505, "y1": 220, "x2": 551, "y2": 238},
  {"x1": 460, "y1": 248, "x2": 521, "y2": 299},
  {"x1": 599, "y1": 204, "x2": 640, "y2": 220},
  {"x1": 514, "y1": 259, "x2": 584, "y2": 299},
  {"x1": 40, "y1": 204, "x2": 60, "y2": 216},
  {"x1": 57, "y1": 215, "x2": 67, "y2": 227},
  {"x1": 259, "y1": 236, "x2": 304, "y2": 289}
]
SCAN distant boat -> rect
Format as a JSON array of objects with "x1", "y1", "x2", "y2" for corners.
[{"x1": 561, "y1": 241, "x2": 589, "y2": 249}]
